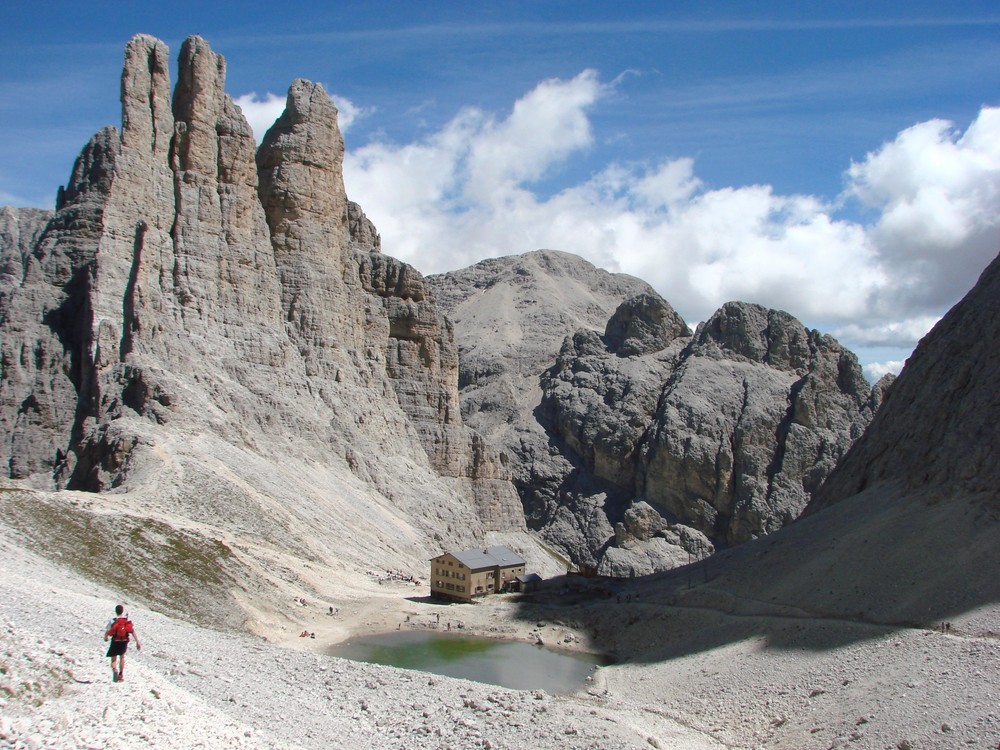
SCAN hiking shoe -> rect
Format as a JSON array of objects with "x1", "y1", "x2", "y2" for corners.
[{"x1": 117, "y1": 672, "x2": 124, "y2": 682}]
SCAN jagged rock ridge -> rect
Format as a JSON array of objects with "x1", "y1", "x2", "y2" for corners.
[
  {"x1": 0, "y1": 34, "x2": 526, "y2": 599},
  {"x1": 430, "y1": 258, "x2": 887, "y2": 574}
]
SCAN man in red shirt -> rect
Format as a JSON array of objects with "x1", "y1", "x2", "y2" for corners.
[{"x1": 104, "y1": 604, "x2": 142, "y2": 682}]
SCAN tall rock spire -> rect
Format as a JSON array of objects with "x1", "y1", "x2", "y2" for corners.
[
  {"x1": 169, "y1": 36, "x2": 286, "y2": 363},
  {"x1": 94, "y1": 33, "x2": 177, "y2": 366},
  {"x1": 257, "y1": 79, "x2": 350, "y2": 254},
  {"x1": 256, "y1": 80, "x2": 369, "y2": 380},
  {"x1": 120, "y1": 34, "x2": 173, "y2": 157},
  {"x1": 0, "y1": 33, "x2": 525, "y2": 543}
]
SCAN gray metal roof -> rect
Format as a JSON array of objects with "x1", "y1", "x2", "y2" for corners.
[{"x1": 447, "y1": 546, "x2": 526, "y2": 571}]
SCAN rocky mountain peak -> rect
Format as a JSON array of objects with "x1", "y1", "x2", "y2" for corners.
[
  {"x1": 120, "y1": 35, "x2": 172, "y2": 157},
  {"x1": 430, "y1": 251, "x2": 883, "y2": 572},
  {"x1": 257, "y1": 79, "x2": 349, "y2": 249},
  {"x1": 172, "y1": 35, "x2": 245, "y2": 179},
  {"x1": 0, "y1": 34, "x2": 526, "y2": 574},
  {"x1": 693, "y1": 301, "x2": 819, "y2": 373},
  {"x1": 604, "y1": 292, "x2": 691, "y2": 357}
]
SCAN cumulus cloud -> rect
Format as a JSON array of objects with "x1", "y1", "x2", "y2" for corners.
[
  {"x1": 465, "y1": 70, "x2": 604, "y2": 198},
  {"x1": 830, "y1": 316, "x2": 942, "y2": 349},
  {"x1": 863, "y1": 359, "x2": 906, "y2": 382},
  {"x1": 235, "y1": 90, "x2": 369, "y2": 143},
  {"x1": 233, "y1": 92, "x2": 286, "y2": 142},
  {"x1": 341, "y1": 74, "x2": 1000, "y2": 375},
  {"x1": 333, "y1": 96, "x2": 371, "y2": 134},
  {"x1": 345, "y1": 69, "x2": 607, "y2": 270},
  {"x1": 845, "y1": 107, "x2": 1000, "y2": 316}
]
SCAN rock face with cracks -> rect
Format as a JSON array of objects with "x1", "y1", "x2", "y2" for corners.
[
  {"x1": 0, "y1": 34, "x2": 527, "y2": 618},
  {"x1": 809, "y1": 251, "x2": 1000, "y2": 512},
  {"x1": 430, "y1": 261, "x2": 885, "y2": 572},
  {"x1": 0, "y1": 32, "x2": 880, "y2": 594}
]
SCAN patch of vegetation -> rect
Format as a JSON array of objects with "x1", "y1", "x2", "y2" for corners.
[{"x1": 0, "y1": 492, "x2": 245, "y2": 629}]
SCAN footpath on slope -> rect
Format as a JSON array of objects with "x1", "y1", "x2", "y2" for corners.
[{"x1": 0, "y1": 534, "x2": 726, "y2": 750}]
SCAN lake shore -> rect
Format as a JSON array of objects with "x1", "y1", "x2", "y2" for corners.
[
  {"x1": 262, "y1": 575, "x2": 606, "y2": 659},
  {"x1": 4, "y1": 529, "x2": 998, "y2": 749}
]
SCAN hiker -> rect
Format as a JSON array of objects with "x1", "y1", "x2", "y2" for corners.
[{"x1": 104, "y1": 605, "x2": 141, "y2": 683}]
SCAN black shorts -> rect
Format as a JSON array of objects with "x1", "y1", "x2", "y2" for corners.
[{"x1": 107, "y1": 640, "x2": 129, "y2": 657}]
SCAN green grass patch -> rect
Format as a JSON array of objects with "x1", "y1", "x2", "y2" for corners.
[{"x1": 0, "y1": 492, "x2": 244, "y2": 629}]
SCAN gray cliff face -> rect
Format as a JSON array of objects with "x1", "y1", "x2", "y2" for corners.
[
  {"x1": 0, "y1": 206, "x2": 66, "y2": 481},
  {"x1": 355, "y1": 251, "x2": 524, "y2": 530},
  {"x1": 0, "y1": 34, "x2": 524, "y2": 561},
  {"x1": 809, "y1": 251, "x2": 1000, "y2": 512},
  {"x1": 427, "y1": 251, "x2": 660, "y2": 563},
  {"x1": 432, "y1": 259, "x2": 883, "y2": 572},
  {"x1": 634, "y1": 301, "x2": 881, "y2": 544},
  {"x1": 0, "y1": 207, "x2": 51, "y2": 291}
]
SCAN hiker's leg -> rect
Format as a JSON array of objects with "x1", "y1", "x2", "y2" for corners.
[{"x1": 118, "y1": 652, "x2": 126, "y2": 679}]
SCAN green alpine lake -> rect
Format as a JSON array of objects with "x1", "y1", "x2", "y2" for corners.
[{"x1": 326, "y1": 630, "x2": 609, "y2": 694}]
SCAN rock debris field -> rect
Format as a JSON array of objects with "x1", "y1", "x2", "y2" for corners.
[
  {"x1": 0, "y1": 539, "x2": 718, "y2": 750},
  {"x1": 3, "y1": 530, "x2": 999, "y2": 750}
]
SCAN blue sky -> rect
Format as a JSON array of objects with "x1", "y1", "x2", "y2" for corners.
[{"x1": 2, "y1": 2, "x2": 999, "y2": 378}]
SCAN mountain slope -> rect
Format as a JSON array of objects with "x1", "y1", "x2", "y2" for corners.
[
  {"x1": 430, "y1": 256, "x2": 884, "y2": 573},
  {"x1": 557, "y1": 252, "x2": 1000, "y2": 748},
  {"x1": 0, "y1": 35, "x2": 540, "y2": 629},
  {"x1": 810, "y1": 251, "x2": 1000, "y2": 511}
]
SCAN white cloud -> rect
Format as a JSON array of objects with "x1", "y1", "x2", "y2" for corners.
[
  {"x1": 863, "y1": 360, "x2": 906, "y2": 382},
  {"x1": 464, "y1": 70, "x2": 604, "y2": 199},
  {"x1": 233, "y1": 92, "x2": 286, "y2": 143},
  {"x1": 845, "y1": 107, "x2": 1000, "y2": 315},
  {"x1": 333, "y1": 96, "x2": 371, "y2": 134},
  {"x1": 831, "y1": 316, "x2": 942, "y2": 349},
  {"x1": 234, "y1": 90, "x2": 370, "y2": 143},
  {"x1": 341, "y1": 75, "x2": 1000, "y2": 371}
]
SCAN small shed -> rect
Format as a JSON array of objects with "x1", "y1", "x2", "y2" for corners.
[{"x1": 513, "y1": 572, "x2": 543, "y2": 593}]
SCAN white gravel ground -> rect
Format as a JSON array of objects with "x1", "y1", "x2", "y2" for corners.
[
  {"x1": 0, "y1": 538, "x2": 721, "y2": 750},
  {"x1": 2, "y1": 487, "x2": 998, "y2": 750}
]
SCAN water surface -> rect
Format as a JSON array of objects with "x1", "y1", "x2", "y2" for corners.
[{"x1": 327, "y1": 630, "x2": 608, "y2": 694}]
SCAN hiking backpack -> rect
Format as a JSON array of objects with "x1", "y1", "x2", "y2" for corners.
[{"x1": 109, "y1": 617, "x2": 132, "y2": 642}]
